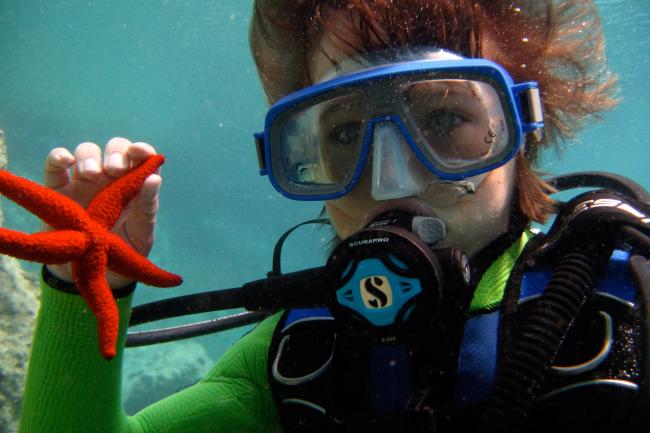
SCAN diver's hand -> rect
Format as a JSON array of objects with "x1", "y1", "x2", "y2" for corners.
[
  {"x1": 44, "y1": 137, "x2": 161, "y2": 289},
  {"x1": 251, "y1": 0, "x2": 314, "y2": 102}
]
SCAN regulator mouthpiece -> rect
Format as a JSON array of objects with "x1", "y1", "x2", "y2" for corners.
[{"x1": 368, "y1": 210, "x2": 447, "y2": 245}]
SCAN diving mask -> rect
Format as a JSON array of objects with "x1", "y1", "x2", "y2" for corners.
[{"x1": 254, "y1": 49, "x2": 544, "y2": 201}]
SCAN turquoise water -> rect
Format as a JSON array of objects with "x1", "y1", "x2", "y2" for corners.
[{"x1": 0, "y1": 0, "x2": 648, "y2": 414}]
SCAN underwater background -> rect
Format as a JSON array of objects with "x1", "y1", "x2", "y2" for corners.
[{"x1": 0, "y1": 0, "x2": 648, "y2": 415}]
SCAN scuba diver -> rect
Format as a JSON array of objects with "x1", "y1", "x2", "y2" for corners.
[{"x1": 18, "y1": 0, "x2": 650, "y2": 432}]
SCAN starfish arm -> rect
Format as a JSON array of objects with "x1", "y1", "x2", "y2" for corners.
[
  {"x1": 0, "y1": 170, "x2": 89, "y2": 230},
  {"x1": 107, "y1": 233, "x2": 183, "y2": 287},
  {"x1": 72, "y1": 245, "x2": 120, "y2": 359},
  {"x1": 86, "y1": 155, "x2": 165, "y2": 229},
  {"x1": 0, "y1": 228, "x2": 89, "y2": 263}
]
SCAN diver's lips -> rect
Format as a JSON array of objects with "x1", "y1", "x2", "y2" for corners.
[{"x1": 362, "y1": 199, "x2": 438, "y2": 228}]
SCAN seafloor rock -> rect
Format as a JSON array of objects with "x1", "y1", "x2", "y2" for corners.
[
  {"x1": 0, "y1": 128, "x2": 40, "y2": 433},
  {"x1": 0, "y1": 256, "x2": 39, "y2": 433},
  {"x1": 122, "y1": 341, "x2": 214, "y2": 414}
]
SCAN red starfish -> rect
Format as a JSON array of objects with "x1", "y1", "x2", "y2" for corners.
[{"x1": 0, "y1": 155, "x2": 182, "y2": 359}]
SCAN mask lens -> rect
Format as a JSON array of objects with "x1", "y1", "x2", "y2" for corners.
[
  {"x1": 400, "y1": 79, "x2": 512, "y2": 174},
  {"x1": 270, "y1": 92, "x2": 368, "y2": 197}
]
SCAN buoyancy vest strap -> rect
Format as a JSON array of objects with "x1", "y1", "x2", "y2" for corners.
[
  {"x1": 282, "y1": 308, "x2": 333, "y2": 331},
  {"x1": 454, "y1": 310, "x2": 500, "y2": 405},
  {"x1": 520, "y1": 250, "x2": 637, "y2": 303}
]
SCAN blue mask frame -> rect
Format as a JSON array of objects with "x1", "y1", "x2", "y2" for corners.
[{"x1": 254, "y1": 57, "x2": 544, "y2": 201}]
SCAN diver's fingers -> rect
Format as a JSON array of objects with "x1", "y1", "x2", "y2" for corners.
[
  {"x1": 73, "y1": 142, "x2": 103, "y2": 181},
  {"x1": 121, "y1": 174, "x2": 161, "y2": 255},
  {"x1": 120, "y1": 143, "x2": 159, "y2": 256},
  {"x1": 43, "y1": 147, "x2": 77, "y2": 281},
  {"x1": 132, "y1": 174, "x2": 161, "y2": 223},
  {"x1": 44, "y1": 147, "x2": 75, "y2": 190},
  {"x1": 103, "y1": 137, "x2": 133, "y2": 178},
  {"x1": 127, "y1": 142, "x2": 158, "y2": 168}
]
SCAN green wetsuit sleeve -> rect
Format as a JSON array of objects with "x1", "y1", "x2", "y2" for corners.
[{"x1": 20, "y1": 281, "x2": 283, "y2": 433}]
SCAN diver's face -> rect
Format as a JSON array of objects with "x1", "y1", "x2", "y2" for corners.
[{"x1": 309, "y1": 40, "x2": 517, "y2": 257}]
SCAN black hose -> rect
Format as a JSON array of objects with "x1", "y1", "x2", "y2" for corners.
[
  {"x1": 126, "y1": 310, "x2": 273, "y2": 347},
  {"x1": 481, "y1": 251, "x2": 598, "y2": 433},
  {"x1": 129, "y1": 287, "x2": 245, "y2": 326},
  {"x1": 547, "y1": 171, "x2": 650, "y2": 206}
]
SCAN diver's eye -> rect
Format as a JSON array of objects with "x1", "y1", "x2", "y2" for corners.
[
  {"x1": 328, "y1": 122, "x2": 362, "y2": 146},
  {"x1": 425, "y1": 110, "x2": 466, "y2": 136}
]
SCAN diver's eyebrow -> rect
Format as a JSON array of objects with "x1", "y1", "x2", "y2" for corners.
[
  {"x1": 408, "y1": 79, "x2": 480, "y2": 95},
  {"x1": 318, "y1": 96, "x2": 365, "y2": 120},
  {"x1": 319, "y1": 101, "x2": 343, "y2": 119}
]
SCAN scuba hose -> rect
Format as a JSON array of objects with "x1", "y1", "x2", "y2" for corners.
[
  {"x1": 127, "y1": 264, "x2": 329, "y2": 347},
  {"x1": 481, "y1": 251, "x2": 601, "y2": 432},
  {"x1": 126, "y1": 219, "x2": 330, "y2": 347},
  {"x1": 547, "y1": 171, "x2": 650, "y2": 206}
]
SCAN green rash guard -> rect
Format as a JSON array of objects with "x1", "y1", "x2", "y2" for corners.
[
  {"x1": 19, "y1": 285, "x2": 284, "y2": 433},
  {"x1": 19, "y1": 231, "x2": 531, "y2": 433}
]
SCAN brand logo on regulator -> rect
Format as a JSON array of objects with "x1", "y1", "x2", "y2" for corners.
[
  {"x1": 349, "y1": 237, "x2": 390, "y2": 248},
  {"x1": 360, "y1": 275, "x2": 393, "y2": 309}
]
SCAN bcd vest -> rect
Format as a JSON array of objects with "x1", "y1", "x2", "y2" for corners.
[{"x1": 268, "y1": 249, "x2": 649, "y2": 433}]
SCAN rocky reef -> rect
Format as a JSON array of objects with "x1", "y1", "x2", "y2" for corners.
[
  {"x1": 0, "y1": 129, "x2": 40, "y2": 433},
  {"x1": 122, "y1": 341, "x2": 214, "y2": 414}
]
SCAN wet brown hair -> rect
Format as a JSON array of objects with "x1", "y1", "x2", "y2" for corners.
[{"x1": 250, "y1": 0, "x2": 618, "y2": 223}]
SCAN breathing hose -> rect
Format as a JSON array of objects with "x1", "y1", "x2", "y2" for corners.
[{"x1": 480, "y1": 250, "x2": 600, "y2": 433}]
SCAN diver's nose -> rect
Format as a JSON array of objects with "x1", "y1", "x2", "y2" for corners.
[{"x1": 371, "y1": 122, "x2": 429, "y2": 201}]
